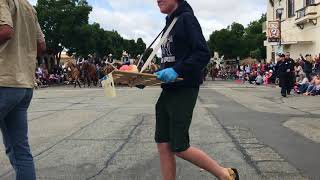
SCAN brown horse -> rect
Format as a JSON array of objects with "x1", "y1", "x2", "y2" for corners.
[
  {"x1": 102, "y1": 64, "x2": 115, "y2": 75},
  {"x1": 102, "y1": 62, "x2": 123, "y2": 75},
  {"x1": 143, "y1": 63, "x2": 160, "y2": 74},
  {"x1": 82, "y1": 62, "x2": 98, "y2": 88},
  {"x1": 209, "y1": 67, "x2": 218, "y2": 81},
  {"x1": 64, "y1": 62, "x2": 81, "y2": 88}
]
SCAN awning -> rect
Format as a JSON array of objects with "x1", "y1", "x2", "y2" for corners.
[{"x1": 264, "y1": 40, "x2": 313, "y2": 46}]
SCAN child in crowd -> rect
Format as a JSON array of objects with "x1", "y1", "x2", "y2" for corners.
[{"x1": 255, "y1": 73, "x2": 263, "y2": 85}]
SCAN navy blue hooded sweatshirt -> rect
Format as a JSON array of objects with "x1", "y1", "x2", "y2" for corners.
[{"x1": 160, "y1": 1, "x2": 210, "y2": 89}]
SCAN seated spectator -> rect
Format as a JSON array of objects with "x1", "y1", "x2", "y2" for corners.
[
  {"x1": 36, "y1": 65, "x2": 44, "y2": 76},
  {"x1": 243, "y1": 73, "x2": 249, "y2": 82},
  {"x1": 269, "y1": 71, "x2": 277, "y2": 84},
  {"x1": 245, "y1": 65, "x2": 251, "y2": 75},
  {"x1": 249, "y1": 71, "x2": 257, "y2": 84},
  {"x1": 255, "y1": 73, "x2": 263, "y2": 85},
  {"x1": 303, "y1": 73, "x2": 320, "y2": 96},
  {"x1": 35, "y1": 73, "x2": 43, "y2": 88},
  {"x1": 263, "y1": 70, "x2": 273, "y2": 85},
  {"x1": 315, "y1": 55, "x2": 320, "y2": 75},
  {"x1": 296, "y1": 73, "x2": 309, "y2": 94},
  {"x1": 49, "y1": 74, "x2": 61, "y2": 84},
  {"x1": 239, "y1": 72, "x2": 244, "y2": 83}
]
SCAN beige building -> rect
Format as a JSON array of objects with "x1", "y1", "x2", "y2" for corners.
[{"x1": 264, "y1": 0, "x2": 320, "y2": 61}]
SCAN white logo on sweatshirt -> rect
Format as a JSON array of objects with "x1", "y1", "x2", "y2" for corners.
[{"x1": 161, "y1": 35, "x2": 176, "y2": 63}]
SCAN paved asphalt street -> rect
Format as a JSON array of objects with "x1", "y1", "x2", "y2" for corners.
[{"x1": 0, "y1": 81, "x2": 319, "y2": 180}]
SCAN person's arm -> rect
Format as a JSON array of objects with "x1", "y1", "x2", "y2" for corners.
[
  {"x1": 0, "y1": 0, "x2": 14, "y2": 45},
  {"x1": 35, "y1": 16, "x2": 46, "y2": 56},
  {"x1": 37, "y1": 37, "x2": 46, "y2": 56},
  {"x1": 310, "y1": 77, "x2": 316, "y2": 84},
  {"x1": 300, "y1": 54, "x2": 306, "y2": 62},
  {"x1": 0, "y1": 25, "x2": 13, "y2": 44},
  {"x1": 172, "y1": 14, "x2": 210, "y2": 77}
]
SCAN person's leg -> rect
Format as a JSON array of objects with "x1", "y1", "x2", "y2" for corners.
[
  {"x1": 157, "y1": 143, "x2": 176, "y2": 180},
  {"x1": 168, "y1": 88, "x2": 236, "y2": 180},
  {"x1": 287, "y1": 81, "x2": 291, "y2": 95},
  {"x1": 306, "y1": 85, "x2": 315, "y2": 93},
  {"x1": 300, "y1": 83, "x2": 309, "y2": 93},
  {"x1": 308, "y1": 86, "x2": 317, "y2": 95},
  {"x1": 287, "y1": 88, "x2": 291, "y2": 95},
  {"x1": 281, "y1": 87, "x2": 287, "y2": 97},
  {"x1": 1, "y1": 87, "x2": 28, "y2": 168},
  {"x1": 175, "y1": 147, "x2": 230, "y2": 180},
  {"x1": 288, "y1": 73, "x2": 295, "y2": 94},
  {"x1": 155, "y1": 91, "x2": 176, "y2": 180},
  {"x1": 279, "y1": 78, "x2": 286, "y2": 97},
  {"x1": 2, "y1": 89, "x2": 36, "y2": 180},
  {"x1": 284, "y1": 77, "x2": 291, "y2": 95}
]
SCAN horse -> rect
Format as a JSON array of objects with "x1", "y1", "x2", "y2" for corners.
[
  {"x1": 63, "y1": 62, "x2": 82, "y2": 88},
  {"x1": 102, "y1": 64, "x2": 115, "y2": 75},
  {"x1": 143, "y1": 63, "x2": 160, "y2": 74},
  {"x1": 82, "y1": 62, "x2": 98, "y2": 88},
  {"x1": 102, "y1": 62, "x2": 123, "y2": 75},
  {"x1": 210, "y1": 67, "x2": 219, "y2": 81}
]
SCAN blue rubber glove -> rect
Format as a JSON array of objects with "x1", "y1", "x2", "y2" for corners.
[{"x1": 155, "y1": 68, "x2": 178, "y2": 83}]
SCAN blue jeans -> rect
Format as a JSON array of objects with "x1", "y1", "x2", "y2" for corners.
[
  {"x1": 298, "y1": 83, "x2": 309, "y2": 93},
  {"x1": 0, "y1": 87, "x2": 35, "y2": 180},
  {"x1": 306, "y1": 85, "x2": 317, "y2": 94}
]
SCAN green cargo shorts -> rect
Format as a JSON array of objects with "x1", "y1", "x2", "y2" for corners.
[{"x1": 155, "y1": 87, "x2": 199, "y2": 152}]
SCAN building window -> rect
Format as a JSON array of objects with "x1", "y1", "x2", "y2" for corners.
[
  {"x1": 288, "y1": 0, "x2": 295, "y2": 18},
  {"x1": 306, "y1": 0, "x2": 315, "y2": 6},
  {"x1": 276, "y1": 12, "x2": 280, "y2": 19}
]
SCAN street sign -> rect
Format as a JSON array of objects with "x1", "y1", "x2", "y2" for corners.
[{"x1": 268, "y1": 21, "x2": 280, "y2": 42}]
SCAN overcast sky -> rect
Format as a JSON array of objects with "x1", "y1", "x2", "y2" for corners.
[{"x1": 29, "y1": 0, "x2": 267, "y2": 45}]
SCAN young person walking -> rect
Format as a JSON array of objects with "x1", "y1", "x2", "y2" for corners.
[{"x1": 154, "y1": 0, "x2": 239, "y2": 180}]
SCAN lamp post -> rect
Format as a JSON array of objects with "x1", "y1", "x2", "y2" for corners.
[{"x1": 276, "y1": 7, "x2": 284, "y2": 52}]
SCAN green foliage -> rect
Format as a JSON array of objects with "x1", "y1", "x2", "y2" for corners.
[
  {"x1": 250, "y1": 48, "x2": 262, "y2": 59},
  {"x1": 35, "y1": 0, "x2": 146, "y2": 61},
  {"x1": 208, "y1": 14, "x2": 267, "y2": 60}
]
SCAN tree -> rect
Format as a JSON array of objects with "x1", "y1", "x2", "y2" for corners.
[
  {"x1": 244, "y1": 14, "x2": 267, "y2": 60},
  {"x1": 250, "y1": 48, "x2": 262, "y2": 59},
  {"x1": 36, "y1": 0, "x2": 92, "y2": 64},
  {"x1": 207, "y1": 14, "x2": 267, "y2": 60},
  {"x1": 230, "y1": 22, "x2": 245, "y2": 38},
  {"x1": 136, "y1": 38, "x2": 147, "y2": 57},
  {"x1": 208, "y1": 26, "x2": 245, "y2": 59},
  {"x1": 35, "y1": 0, "x2": 147, "y2": 63}
]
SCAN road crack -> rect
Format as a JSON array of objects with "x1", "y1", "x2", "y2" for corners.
[{"x1": 86, "y1": 114, "x2": 146, "y2": 180}]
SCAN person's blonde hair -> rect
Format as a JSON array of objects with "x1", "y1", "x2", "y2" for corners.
[{"x1": 306, "y1": 55, "x2": 313, "y2": 62}]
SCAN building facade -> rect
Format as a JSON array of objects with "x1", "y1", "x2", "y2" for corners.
[{"x1": 264, "y1": 0, "x2": 320, "y2": 61}]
